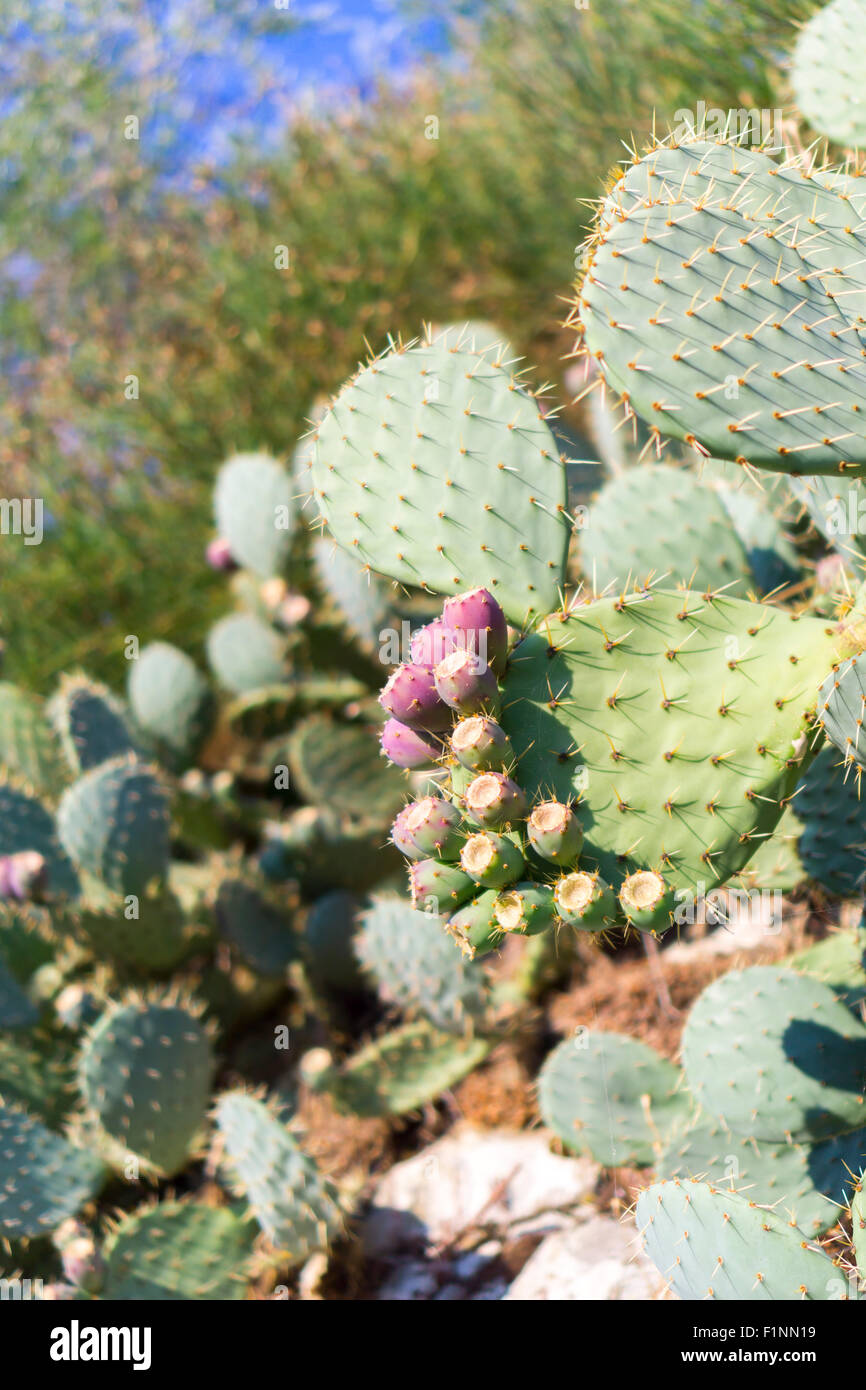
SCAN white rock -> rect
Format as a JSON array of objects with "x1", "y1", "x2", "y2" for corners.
[
  {"x1": 364, "y1": 1125, "x2": 598, "y2": 1254},
  {"x1": 504, "y1": 1215, "x2": 665, "y2": 1301}
]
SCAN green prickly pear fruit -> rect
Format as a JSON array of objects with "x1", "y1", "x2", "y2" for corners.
[
  {"x1": 446, "y1": 890, "x2": 503, "y2": 958},
  {"x1": 492, "y1": 882, "x2": 556, "y2": 936},
  {"x1": 434, "y1": 649, "x2": 501, "y2": 716},
  {"x1": 618, "y1": 870, "x2": 675, "y2": 933},
  {"x1": 527, "y1": 800, "x2": 583, "y2": 866},
  {"x1": 450, "y1": 715, "x2": 512, "y2": 773},
  {"x1": 554, "y1": 871, "x2": 617, "y2": 931},
  {"x1": 462, "y1": 771, "x2": 526, "y2": 829},
  {"x1": 409, "y1": 858, "x2": 476, "y2": 913},
  {"x1": 459, "y1": 831, "x2": 524, "y2": 889},
  {"x1": 398, "y1": 795, "x2": 464, "y2": 860}
]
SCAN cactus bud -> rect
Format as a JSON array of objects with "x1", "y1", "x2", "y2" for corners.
[
  {"x1": 380, "y1": 662, "x2": 451, "y2": 730},
  {"x1": 0, "y1": 850, "x2": 47, "y2": 901},
  {"x1": 492, "y1": 883, "x2": 556, "y2": 935},
  {"x1": 380, "y1": 719, "x2": 443, "y2": 769},
  {"x1": 460, "y1": 831, "x2": 524, "y2": 889},
  {"x1": 554, "y1": 871, "x2": 617, "y2": 931},
  {"x1": 442, "y1": 588, "x2": 508, "y2": 676},
  {"x1": 206, "y1": 536, "x2": 238, "y2": 572},
  {"x1": 463, "y1": 771, "x2": 526, "y2": 828},
  {"x1": 527, "y1": 801, "x2": 583, "y2": 866},
  {"x1": 450, "y1": 716, "x2": 511, "y2": 773},
  {"x1": 434, "y1": 649, "x2": 501, "y2": 716}
]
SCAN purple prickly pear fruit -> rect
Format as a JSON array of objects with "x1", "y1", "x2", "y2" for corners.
[
  {"x1": 492, "y1": 882, "x2": 556, "y2": 936},
  {"x1": 54, "y1": 1219, "x2": 105, "y2": 1295},
  {"x1": 409, "y1": 858, "x2": 476, "y2": 912},
  {"x1": 460, "y1": 831, "x2": 524, "y2": 889},
  {"x1": 390, "y1": 804, "x2": 427, "y2": 860},
  {"x1": 380, "y1": 719, "x2": 443, "y2": 769},
  {"x1": 434, "y1": 649, "x2": 501, "y2": 716},
  {"x1": 463, "y1": 772, "x2": 526, "y2": 828},
  {"x1": 0, "y1": 850, "x2": 46, "y2": 901},
  {"x1": 410, "y1": 619, "x2": 457, "y2": 668},
  {"x1": 618, "y1": 870, "x2": 675, "y2": 934},
  {"x1": 446, "y1": 889, "x2": 502, "y2": 959},
  {"x1": 527, "y1": 801, "x2": 583, "y2": 866},
  {"x1": 206, "y1": 536, "x2": 238, "y2": 572},
  {"x1": 379, "y1": 662, "x2": 451, "y2": 730},
  {"x1": 554, "y1": 872, "x2": 617, "y2": 931},
  {"x1": 401, "y1": 795, "x2": 463, "y2": 860},
  {"x1": 450, "y1": 716, "x2": 511, "y2": 773},
  {"x1": 442, "y1": 587, "x2": 508, "y2": 676}
]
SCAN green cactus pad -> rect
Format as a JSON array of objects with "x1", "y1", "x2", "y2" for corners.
[
  {"x1": 0, "y1": 1030, "x2": 77, "y2": 1127},
  {"x1": 314, "y1": 1020, "x2": 491, "y2": 1117},
  {"x1": 636, "y1": 1178, "x2": 848, "y2": 1300},
  {"x1": 580, "y1": 465, "x2": 753, "y2": 595},
  {"x1": 500, "y1": 589, "x2": 838, "y2": 897},
  {"x1": 73, "y1": 882, "x2": 195, "y2": 974},
  {"x1": 214, "y1": 1091, "x2": 342, "y2": 1264},
  {"x1": 715, "y1": 486, "x2": 801, "y2": 597},
  {"x1": 0, "y1": 779, "x2": 79, "y2": 897},
  {"x1": 0, "y1": 1104, "x2": 106, "y2": 1240},
  {"x1": 851, "y1": 1179, "x2": 866, "y2": 1274},
  {"x1": 580, "y1": 139, "x2": 866, "y2": 476},
  {"x1": 78, "y1": 995, "x2": 215, "y2": 1176},
  {"x1": 355, "y1": 896, "x2": 488, "y2": 1032},
  {"x1": 659, "y1": 1115, "x2": 865, "y2": 1236},
  {"x1": 287, "y1": 715, "x2": 404, "y2": 822},
  {"x1": 788, "y1": 474, "x2": 866, "y2": 560},
  {"x1": 49, "y1": 674, "x2": 137, "y2": 775},
  {"x1": 0, "y1": 682, "x2": 65, "y2": 798},
  {"x1": 127, "y1": 643, "x2": 213, "y2": 765},
  {"x1": 206, "y1": 611, "x2": 290, "y2": 695},
  {"x1": 790, "y1": 923, "x2": 866, "y2": 1011},
  {"x1": 818, "y1": 653, "x2": 866, "y2": 773},
  {"x1": 794, "y1": 744, "x2": 866, "y2": 896},
  {"x1": 303, "y1": 891, "x2": 366, "y2": 996},
  {"x1": 538, "y1": 1031, "x2": 689, "y2": 1166},
  {"x1": 103, "y1": 1200, "x2": 255, "y2": 1300},
  {"x1": 792, "y1": 0, "x2": 866, "y2": 148},
  {"x1": 57, "y1": 757, "x2": 169, "y2": 899},
  {"x1": 311, "y1": 341, "x2": 570, "y2": 622},
  {"x1": 214, "y1": 451, "x2": 295, "y2": 578},
  {"x1": 214, "y1": 874, "x2": 298, "y2": 977},
  {"x1": 225, "y1": 676, "x2": 366, "y2": 742},
  {"x1": 681, "y1": 966, "x2": 866, "y2": 1142}
]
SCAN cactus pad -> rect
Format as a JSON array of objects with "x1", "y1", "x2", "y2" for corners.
[
  {"x1": 314, "y1": 1020, "x2": 490, "y2": 1116},
  {"x1": 103, "y1": 1200, "x2": 255, "y2": 1300},
  {"x1": 0, "y1": 1104, "x2": 105, "y2": 1239},
  {"x1": 311, "y1": 341, "x2": 570, "y2": 622},
  {"x1": 792, "y1": 0, "x2": 866, "y2": 149},
  {"x1": 78, "y1": 994, "x2": 215, "y2": 1175},
  {"x1": 127, "y1": 643, "x2": 213, "y2": 765},
  {"x1": 214, "y1": 451, "x2": 295, "y2": 578},
  {"x1": 0, "y1": 779, "x2": 79, "y2": 897},
  {"x1": 0, "y1": 682, "x2": 65, "y2": 797},
  {"x1": 57, "y1": 757, "x2": 170, "y2": 898},
  {"x1": 50, "y1": 674, "x2": 137, "y2": 775}
]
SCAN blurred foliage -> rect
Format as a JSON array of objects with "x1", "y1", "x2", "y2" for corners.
[{"x1": 2, "y1": 0, "x2": 816, "y2": 689}]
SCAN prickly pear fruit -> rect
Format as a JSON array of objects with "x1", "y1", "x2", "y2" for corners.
[
  {"x1": 0, "y1": 851, "x2": 46, "y2": 902},
  {"x1": 206, "y1": 537, "x2": 237, "y2": 572},
  {"x1": 446, "y1": 890, "x2": 503, "y2": 958},
  {"x1": 409, "y1": 858, "x2": 476, "y2": 912},
  {"x1": 399, "y1": 796, "x2": 463, "y2": 860},
  {"x1": 460, "y1": 831, "x2": 524, "y2": 889},
  {"x1": 527, "y1": 801, "x2": 583, "y2": 866},
  {"x1": 410, "y1": 619, "x2": 457, "y2": 668},
  {"x1": 390, "y1": 804, "x2": 426, "y2": 859},
  {"x1": 492, "y1": 883, "x2": 556, "y2": 936},
  {"x1": 554, "y1": 871, "x2": 617, "y2": 931},
  {"x1": 434, "y1": 649, "x2": 501, "y2": 716},
  {"x1": 618, "y1": 870, "x2": 674, "y2": 933},
  {"x1": 54, "y1": 1218, "x2": 106, "y2": 1295},
  {"x1": 450, "y1": 716, "x2": 512, "y2": 773},
  {"x1": 379, "y1": 663, "x2": 451, "y2": 731},
  {"x1": 463, "y1": 771, "x2": 526, "y2": 828},
  {"x1": 442, "y1": 588, "x2": 508, "y2": 676},
  {"x1": 380, "y1": 719, "x2": 443, "y2": 770}
]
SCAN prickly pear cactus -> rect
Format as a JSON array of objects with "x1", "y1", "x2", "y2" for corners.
[
  {"x1": 57, "y1": 756, "x2": 170, "y2": 898},
  {"x1": 310, "y1": 339, "x2": 571, "y2": 622},
  {"x1": 791, "y1": 0, "x2": 866, "y2": 148},
  {"x1": 214, "y1": 451, "x2": 295, "y2": 578},
  {"x1": 578, "y1": 138, "x2": 866, "y2": 475},
  {"x1": 0, "y1": 1104, "x2": 106, "y2": 1240},
  {"x1": 78, "y1": 993, "x2": 215, "y2": 1175},
  {"x1": 309, "y1": 1020, "x2": 491, "y2": 1117},
  {"x1": 0, "y1": 682, "x2": 65, "y2": 796},
  {"x1": 102, "y1": 1200, "x2": 255, "y2": 1301},
  {"x1": 636, "y1": 1179, "x2": 849, "y2": 1300},
  {"x1": 127, "y1": 643, "x2": 213, "y2": 766},
  {"x1": 214, "y1": 1090, "x2": 342, "y2": 1264},
  {"x1": 49, "y1": 675, "x2": 137, "y2": 775}
]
